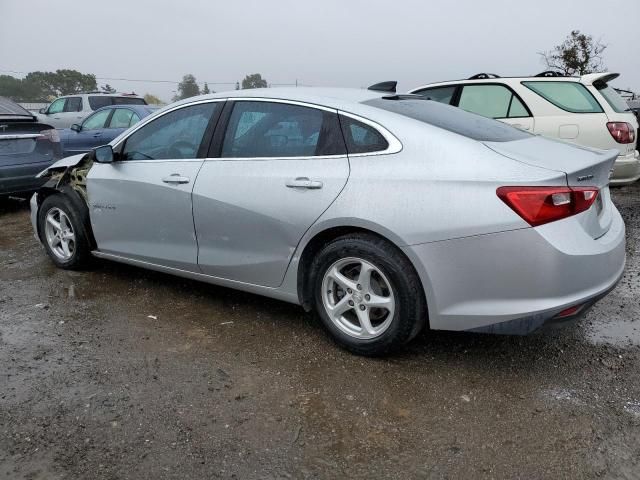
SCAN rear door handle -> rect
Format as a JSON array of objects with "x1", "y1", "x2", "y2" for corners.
[
  {"x1": 285, "y1": 177, "x2": 323, "y2": 189},
  {"x1": 162, "y1": 174, "x2": 190, "y2": 185},
  {"x1": 92, "y1": 133, "x2": 102, "y2": 137}
]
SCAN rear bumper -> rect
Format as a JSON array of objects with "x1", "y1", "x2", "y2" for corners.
[
  {"x1": 402, "y1": 206, "x2": 626, "y2": 334},
  {"x1": 610, "y1": 150, "x2": 640, "y2": 186},
  {"x1": 0, "y1": 161, "x2": 53, "y2": 195}
]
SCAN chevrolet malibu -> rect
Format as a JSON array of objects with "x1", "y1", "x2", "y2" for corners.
[{"x1": 30, "y1": 87, "x2": 626, "y2": 355}]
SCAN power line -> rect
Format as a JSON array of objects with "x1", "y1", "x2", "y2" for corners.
[{"x1": 0, "y1": 69, "x2": 305, "y2": 87}]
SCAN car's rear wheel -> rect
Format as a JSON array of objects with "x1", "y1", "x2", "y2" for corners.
[
  {"x1": 310, "y1": 233, "x2": 426, "y2": 356},
  {"x1": 38, "y1": 194, "x2": 92, "y2": 269}
]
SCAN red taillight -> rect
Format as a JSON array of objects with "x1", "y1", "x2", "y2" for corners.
[
  {"x1": 37, "y1": 129, "x2": 60, "y2": 143},
  {"x1": 606, "y1": 122, "x2": 635, "y2": 144},
  {"x1": 497, "y1": 186, "x2": 599, "y2": 227}
]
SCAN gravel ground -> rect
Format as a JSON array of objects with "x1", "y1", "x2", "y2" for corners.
[{"x1": 1, "y1": 183, "x2": 639, "y2": 480}]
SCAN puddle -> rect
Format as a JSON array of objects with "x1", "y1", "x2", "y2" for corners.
[{"x1": 586, "y1": 319, "x2": 640, "y2": 347}]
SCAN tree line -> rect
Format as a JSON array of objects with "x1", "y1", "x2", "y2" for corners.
[{"x1": 0, "y1": 69, "x2": 270, "y2": 103}]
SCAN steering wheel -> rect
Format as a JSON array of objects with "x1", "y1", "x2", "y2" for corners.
[{"x1": 168, "y1": 140, "x2": 197, "y2": 159}]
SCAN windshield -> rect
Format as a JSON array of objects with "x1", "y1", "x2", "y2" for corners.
[
  {"x1": 363, "y1": 97, "x2": 531, "y2": 142},
  {"x1": 596, "y1": 84, "x2": 630, "y2": 113}
]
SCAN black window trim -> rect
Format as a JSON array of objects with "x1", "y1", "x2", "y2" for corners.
[
  {"x1": 521, "y1": 80, "x2": 604, "y2": 114},
  {"x1": 454, "y1": 82, "x2": 533, "y2": 119},
  {"x1": 208, "y1": 97, "x2": 351, "y2": 160},
  {"x1": 112, "y1": 99, "x2": 225, "y2": 161}
]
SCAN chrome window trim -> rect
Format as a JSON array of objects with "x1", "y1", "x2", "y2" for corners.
[
  {"x1": 112, "y1": 98, "x2": 227, "y2": 150},
  {"x1": 112, "y1": 96, "x2": 402, "y2": 160},
  {"x1": 338, "y1": 110, "x2": 403, "y2": 157},
  {"x1": 226, "y1": 97, "x2": 337, "y2": 113}
]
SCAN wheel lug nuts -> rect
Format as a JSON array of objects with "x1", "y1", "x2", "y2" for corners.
[
  {"x1": 357, "y1": 284, "x2": 362, "y2": 290},
  {"x1": 365, "y1": 294, "x2": 370, "y2": 301},
  {"x1": 348, "y1": 300, "x2": 354, "y2": 306},
  {"x1": 347, "y1": 288, "x2": 352, "y2": 294},
  {"x1": 359, "y1": 305, "x2": 366, "y2": 311}
]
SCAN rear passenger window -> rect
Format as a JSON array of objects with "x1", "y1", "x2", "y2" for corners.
[
  {"x1": 109, "y1": 109, "x2": 135, "y2": 128},
  {"x1": 64, "y1": 97, "x2": 82, "y2": 112},
  {"x1": 413, "y1": 86, "x2": 457, "y2": 105},
  {"x1": 522, "y1": 81, "x2": 603, "y2": 113},
  {"x1": 339, "y1": 116, "x2": 389, "y2": 154},
  {"x1": 458, "y1": 85, "x2": 529, "y2": 119},
  {"x1": 221, "y1": 101, "x2": 346, "y2": 158}
]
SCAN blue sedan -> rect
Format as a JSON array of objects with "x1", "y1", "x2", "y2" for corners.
[{"x1": 59, "y1": 105, "x2": 157, "y2": 157}]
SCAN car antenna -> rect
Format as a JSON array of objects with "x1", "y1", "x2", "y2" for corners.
[{"x1": 368, "y1": 81, "x2": 397, "y2": 93}]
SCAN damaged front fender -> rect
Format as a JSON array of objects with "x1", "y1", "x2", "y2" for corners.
[{"x1": 36, "y1": 153, "x2": 89, "y2": 179}]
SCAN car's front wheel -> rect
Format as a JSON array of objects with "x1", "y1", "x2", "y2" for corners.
[
  {"x1": 38, "y1": 193, "x2": 92, "y2": 269},
  {"x1": 310, "y1": 233, "x2": 426, "y2": 355}
]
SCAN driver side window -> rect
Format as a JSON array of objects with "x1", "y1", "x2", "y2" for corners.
[
  {"x1": 121, "y1": 102, "x2": 219, "y2": 161},
  {"x1": 48, "y1": 98, "x2": 65, "y2": 114}
]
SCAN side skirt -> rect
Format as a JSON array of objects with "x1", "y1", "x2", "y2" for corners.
[{"x1": 91, "y1": 250, "x2": 301, "y2": 305}]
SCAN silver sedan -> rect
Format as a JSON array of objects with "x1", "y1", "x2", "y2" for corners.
[{"x1": 31, "y1": 87, "x2": 626, "y2": 355}]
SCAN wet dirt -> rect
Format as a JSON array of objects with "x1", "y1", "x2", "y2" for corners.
[{"x1": 1, "y1": 184, "x2": 639, "y2": 479}]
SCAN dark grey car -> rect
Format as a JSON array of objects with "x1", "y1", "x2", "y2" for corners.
[{"x1": 0, "y1": 97, "x2": 62, "y2": 196}]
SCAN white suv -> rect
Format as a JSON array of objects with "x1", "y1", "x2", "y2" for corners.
[
  {"x1": 36, "y1": 92, "x2": 147, "y2": 129},
  {"x1": 409, "y1": 72, "x2": 639, "y2": 186}
]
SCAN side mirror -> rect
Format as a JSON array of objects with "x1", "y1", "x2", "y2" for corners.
[
  {"x1": 93, "y1": 145, "x2": 114, "y2": 164},
  {"x1": 39, "y1": 108, "x2": 47, "y2": 114},
  {"x1": 71, "y1": 123, "x2": 81, "y2": 132}
]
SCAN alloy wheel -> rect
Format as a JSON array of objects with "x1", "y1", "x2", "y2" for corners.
[{"x1": 321, "y1": 257, "x2": 395, "y2": 339}]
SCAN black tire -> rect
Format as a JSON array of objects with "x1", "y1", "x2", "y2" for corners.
[
  {"x1": 37, "y1": 193, "x2": 92, "y2": 269},
  {"x1": 309, "y1": 233, "x2": 427, "y2": 356}
]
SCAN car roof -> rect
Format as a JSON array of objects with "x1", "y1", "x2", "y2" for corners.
[
  {"x1": 91, "y1": 104, "x2": 156, "y2": 115},
  {"x1": 173, "y1": 87, "x2": 392, "y2": 112},
  {"x1": 410, "y1": 72, "x2": 620, "y2": 92}
]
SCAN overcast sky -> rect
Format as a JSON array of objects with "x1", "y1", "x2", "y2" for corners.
[{"x1": 1, "y1": 0, "x2": 639, "y2": 102}]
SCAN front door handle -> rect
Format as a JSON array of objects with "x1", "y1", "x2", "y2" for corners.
[
  {"x1": 162, "y1": 174, "x2": 190, "y2": 185},
  {"x1": 92, "y1": 133, "x2": 102, "y2": 137},
  {"x1": 285, "y1": 177, "x2": 323, "y2": 189}
]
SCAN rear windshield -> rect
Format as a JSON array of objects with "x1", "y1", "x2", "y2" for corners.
[
  {"x1": 596, "y1": 84, "x2": 630, "y2": 113},
  {"x1": 89, "y1": 96, "x2": 147, "y2": 110},
  {"x1": 363, "y1": 97, "x2": 531, "y2": 142},
  {"x1": 522, "y1": 81, "x2": 603, "y2": 113},
  {"x1": 113, "y1": 97, "x2": 146, "y2": 105},
  {"x1": 0, "y1": 97, "x2": 31, "y2": 117}
]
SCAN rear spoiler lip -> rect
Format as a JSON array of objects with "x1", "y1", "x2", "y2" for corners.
[{"x1": 580, "y1": 72, "x2": 620, "y2": 86}]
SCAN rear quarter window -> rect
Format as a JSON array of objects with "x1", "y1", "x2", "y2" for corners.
[
  {"x1": 522, "y1": 81, "x2": 603, "y2": 113},
  {"x1": 363, "y1": 98, "x2": 531, "y2": 142}
]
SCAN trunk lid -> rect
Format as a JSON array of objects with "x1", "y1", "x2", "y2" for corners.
[
  {"x1": 0, "y1": 122, "x2": 59, "y2": 167},
  {"x1": 485, "y1": 136, "x2": 617, "y2": 239}
]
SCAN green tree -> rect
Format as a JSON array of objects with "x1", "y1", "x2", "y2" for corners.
[
  {"x1": 241, "y1": 73, "x2": 268, "y2": 89},
  {"x1": 202, "y1": 82, "x2": 211, "y2": 94},
  {"x1": 143, "y1": 93, "x2": 163, "y2": 104},
  {"x1": 174, "y1": 74, "x2": 200, "y2": 100},
  {"x1": 24, "y1": 69, "x2": 97, "y2": 97},
  {"x1": 540, "y1": 30, "x2": 607, "y2": 75},
  {"x1": 101, "y1": 84, "x2": 116, "y2": 93}
]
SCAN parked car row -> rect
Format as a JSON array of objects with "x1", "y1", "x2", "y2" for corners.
[
  {"x1": 409, "y1": 71, "x2": 639, "y2": 185},
  {"x1": 35, "y1": 91, "x2": 147, "y2": 129},
  {"x1": 29, "y1": 84, "x2": 627, "y2": 355}
]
